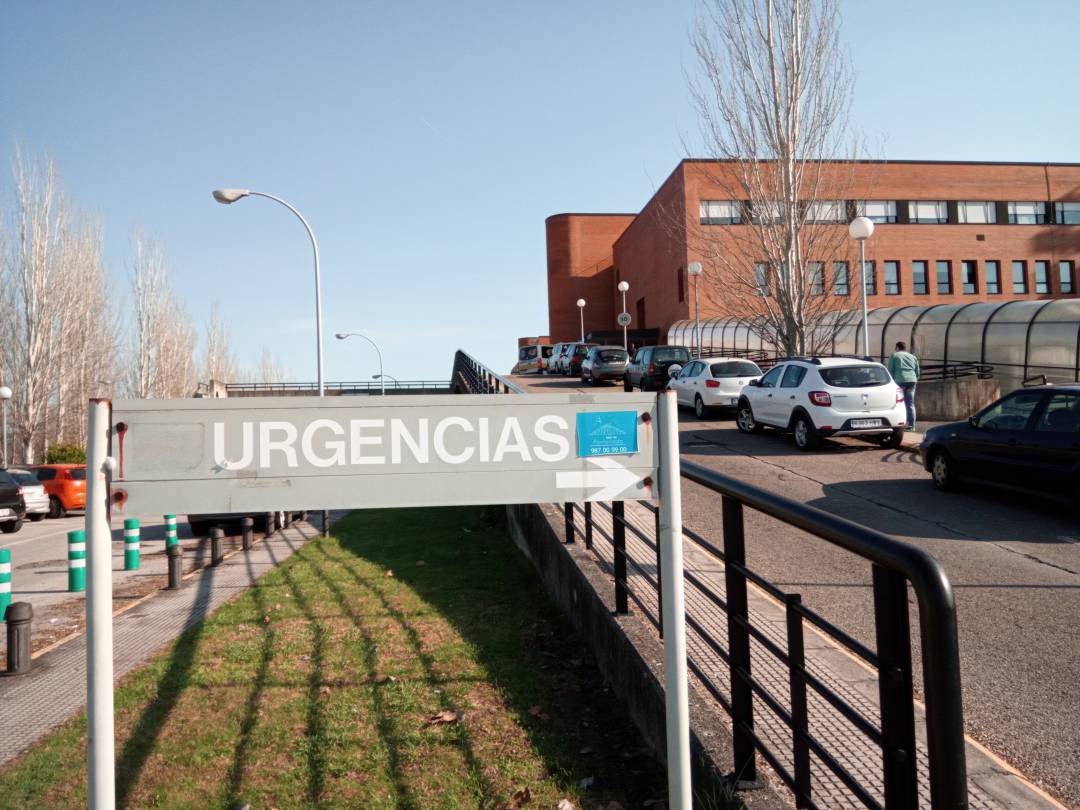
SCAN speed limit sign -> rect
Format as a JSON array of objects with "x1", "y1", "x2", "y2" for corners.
[{"x1": 617, "y1": 312, "x2": 632, "y2": 327}]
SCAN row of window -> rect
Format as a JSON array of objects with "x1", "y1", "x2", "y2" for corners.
[
  {"x1": 700, "y1": 199, "x2": 1080, "y2": 226},
  {"x1": 750, "y1": 259, "x2": 1076, "y2": 297}
]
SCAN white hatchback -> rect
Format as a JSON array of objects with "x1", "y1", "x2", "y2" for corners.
[
  {"x1": 736, "y1": 357, "x2": 907, "y2": 450},
  {"x1": 667, "y1": 358, "x2": 763, "y2": 418}
]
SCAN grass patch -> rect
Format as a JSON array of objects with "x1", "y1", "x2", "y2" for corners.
[{"x1": 0, "y1": 506, "x2": 669, "y2": 808}]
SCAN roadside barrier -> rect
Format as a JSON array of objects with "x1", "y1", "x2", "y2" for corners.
[
  {"x1": 123, "y1": 518, "x2": 140, "y2": 571},
  {"x1": 0, "y1": 548, "x2": 10, "y2": 620},
  {"x1": 210, "y1": 527, "x2": 224, "y2": 567},
  {"x1": 5, "y1": 601, "x2": 32, "y2": 675},
  {"x1": 166, "y1": 544, "x2": 182, "y2": 589},
  {"x1": 163, "y1": 514, "x2": 178, "y2": 548},
  {"x1": 241, "y1": 517, "x2": 253, "y2": 551},
  {"x1": 68, "y1": 529, "x2": 87, "y2": 592}
]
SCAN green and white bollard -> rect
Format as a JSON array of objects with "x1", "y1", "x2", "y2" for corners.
[
  {"x1": 68, "y1": 529, "x2": 87, "y2": 592},
  {"x1": 123, "y1": 518, "x2": 140, "y2": 571},
  {"x1": 0, "y1": 548, "x2": 11, "y2": 620},
  {"x1": 164, "y1": 514, "x2": 178, "y2": 548}
]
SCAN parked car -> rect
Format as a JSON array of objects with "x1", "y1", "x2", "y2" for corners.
[
  {"x1": 5, "y1": 469, "x2": 47, "y2": 521},
  {"x1": 546, "y1": 343, "x2": 568, "y2": 374},
  {"x1": 512, "y1": 344, "x2": 553, "y2": 375},
  {"x1": 26, "y1": 464, "x2": 87, "y2": 518},
  {"x1": 624, "y1": 345, "x2": 692, "y2": 392},
  {"x1": 668, "y1": 358, "x2": 763, "y2": 418},
  {"x1": 736, "y1": 357, "x2": 906, "y2": 450},
  {"x1": 921, "y1": 385, "x2": 1080, "y2": 507},
  {"x1": 0, "y1": 469, "x2": 26, "y2": 534},
  {"x1": 564, "y1": 342, "x2": 598, "y2": 377},
  {"x1": 581, "y1": 346, "x2": 630, "y2": 385}
]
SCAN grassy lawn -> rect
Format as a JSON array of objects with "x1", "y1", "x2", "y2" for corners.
[{"x1": 0, "y1": 506, "x2": 668, "y2": 809}]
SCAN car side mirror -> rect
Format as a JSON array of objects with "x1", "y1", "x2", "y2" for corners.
[
  {"x1": 668, "y1": 364, "x2": 683, "y2": 379},
  {"x1": 748, "y1": 379, "x2": 760, "y2": 387},
  {"x1": 968, "y1": 415, "x2": 978, "y2": 428}
]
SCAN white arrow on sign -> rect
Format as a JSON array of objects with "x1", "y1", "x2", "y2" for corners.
[{"x1": 556, "y1": 456, "x2": 642, "y2": 501}]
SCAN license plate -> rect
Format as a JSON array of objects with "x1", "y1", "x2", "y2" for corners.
[
  {"x1": 729, "y1": 397, "x2": 738, "y2": 405},
  {"x1": 851, "y1": 419, "x2": 882, "y2": 428},
  {"x1": 0, "y1": 508, "x2": 10, "y2": 518}
]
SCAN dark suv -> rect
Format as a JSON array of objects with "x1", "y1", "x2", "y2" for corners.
[
  {"x1": 0, "y1": 469, "x2": 27, "y2": 534},
  {"x1": 624, "y1": 345, "x2": 692, "y2": 391}
]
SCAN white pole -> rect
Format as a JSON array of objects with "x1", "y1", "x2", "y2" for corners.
[
  {"x1": 657, "y1": 391, "x2": 691, "y2": 809},
  {"x1": 579, "y1": 308, "x2": 585, "y2": 342},
  {"x1": 859, "y1": 238, "x2": 869, "y2": 357},
  {"x1": 693, "y1": 275, "x2": 700, "y2": 358},
  {"x1": 1, "y1": 403, "x2": 6, "y2": 467},
  {"x1": 86, "y1": 399, "x2": 115, "y2": 810},
  {"x1": 621, "y1": 289, "x2": 628, "y2": 350}
]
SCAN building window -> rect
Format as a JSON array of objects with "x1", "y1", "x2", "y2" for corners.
[
  {"x1": 912, "y1": 260, "x2": 929, "y2": 294},
  {"x1": 909, "y1": 201, "x2": 948, "y2": 224},
  {"x1": 754, "y1": 262, "x2": 770, "y2": 296},
  {"x1": 807, "y1": 262, "x2": 825, "y2": 295},
  {"x1": 884, "y1": 261, "x2": 900, "y2": 295},
  {"x1": 1055, "y1": 203, "x2": 1080, "y2": 224},
  {"x1": 700, "y1": 200, "x2": 742, "y2": 225},
  {"x1": 1012, "y1": 260, "x2": 1028, "y2": 293},
  {"x1": 751, "y1": 201, "x2": 783, "y2": 224},
  {"x1": 1034, "y1": 260, "x2": 1050, "y2": 294},
  {"x1": 806, "y1": 201, "x2": 845, "y2": 223},
  {"x1": 986, "y1": 260, "x2": 1001, "y2": 294},
  {"x1": 856, "y1": 200, "x2": 897, "y2": 224},
  {"x1": 833, "y1": 262, "x2": 849, "y2": 295},
  {"x1": 862, "y1": 261, "x2": 876, "y2": 295},
  {"x1": 1008, "y1": 202, "x2": 1046, "y2": 224},
  {"x1": 678, "y1": 266, "x2": 686, "y2": 302},
  {"x1": 961, "y1": 260, "x2": 978, "y2": 294},
  {"x1": 1060, "y1": 261, "x2": 1074, "y2": 294},
  {"x1": 957, "y1": 201, "x2": 996, "y2": 224},
  {"x1": 936, "y1": 260, "x2": 952, "y2": 294}
]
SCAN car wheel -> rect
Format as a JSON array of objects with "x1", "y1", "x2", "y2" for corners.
[
  {"x1": 736, "y1": 402, "x2": 763, "y2": 434},
  {"x1": 793, "y1": 415, "x2": 821, "y2": 451},
  {"x1": 930, "y1": 450, "x2": 955, "y2": 491},
  {"x1": 28, "y1": 513, "x2": 46, "y2": 522},
  {"x1": 694, "y1": 395, "x2": 711, "y2": 420},
  {"x1": 879, "y1": 429, "x2": 904, "y2": 449},
  {"x1": 1, "y1": 517, "x2": 23, "y2": 534},
  {"x1": 48, "y1": 496, "x2": 66, "y2": 519}
]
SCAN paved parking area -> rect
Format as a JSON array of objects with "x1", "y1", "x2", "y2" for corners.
[{"x1": 514, "y1": 373, "x2": 1080, "y2": 807}]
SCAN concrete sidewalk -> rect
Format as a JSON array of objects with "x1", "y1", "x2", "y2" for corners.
[
  {"x1": 0, "y1": 518, "x2": 322, "y2": 767},
  {"x1": 568, "y1": 501, "x2": 1065, "y2": 810}
]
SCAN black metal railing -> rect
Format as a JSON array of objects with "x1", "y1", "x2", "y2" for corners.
[
  {"x1": 563, "y1": 464, "x2": 967, "y2": 810},
  {"x1": 224, "y1": 380, "x2": 451, "y2": 393},
  {"x1": 452, "y1": 349, "x2": 524, "y2": 394}
]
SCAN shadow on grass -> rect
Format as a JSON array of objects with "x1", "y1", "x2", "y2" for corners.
[{"x1": 328, "y1": 505, "x2": 666, "y2": 803}]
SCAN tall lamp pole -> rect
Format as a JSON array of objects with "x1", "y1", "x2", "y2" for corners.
[
  {"x1": 336, "y1": 332, "x2": 385, "y2": 395},
  {"x1": 0, "y1": 386, "x2": 10, "y2": 467},
  {"x1": 687, "y1": 262, "x2": 702, "y2": 357},
  {"x1": 848, "y1": 217, "x2": 875, "y2": 358},
  {"x1": 213, "y1": 188, "x2": 325, "y2": 396},
  {"x1": 576, "y1": 298, "x2": 586, "y2": 342},
  {"x1": 618, "y1": 281, "x2": 630, "y2": 350}
]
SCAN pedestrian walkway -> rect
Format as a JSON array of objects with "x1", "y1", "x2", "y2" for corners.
[
  {"x1": 567, "y1": 502, "x2": 1064, "y2": 810},
  {"x1": 0, "y1": 518, "x2": 320, "y2": 767}
]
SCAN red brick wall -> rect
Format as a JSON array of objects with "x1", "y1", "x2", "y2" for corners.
[{"x1": 546, "y1": 214, "x2": 634, "y2": 342}]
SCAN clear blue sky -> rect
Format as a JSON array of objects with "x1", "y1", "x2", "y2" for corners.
[{"x1": 2, "y1": 1, "x2": 1077, "y2": 381}]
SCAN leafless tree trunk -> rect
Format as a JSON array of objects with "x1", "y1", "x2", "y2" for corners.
[
  {"x1": 202, "y1": 303, "x2": 237, "y2": 386},
  {"x1": 689, "y1": 0, "x2": 858, "y2": 355},
  {"x1": 257, "y1": 349, "x2": 288, "y2": 384}
]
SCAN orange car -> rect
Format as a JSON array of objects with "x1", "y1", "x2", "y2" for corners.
[{"x1": 27, "y1": 464, "x2": 87, "y2": 518}]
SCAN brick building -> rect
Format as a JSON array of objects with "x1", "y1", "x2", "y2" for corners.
[{"x1": 545, "y1": 160, "x2": 1080, "y2": 344}]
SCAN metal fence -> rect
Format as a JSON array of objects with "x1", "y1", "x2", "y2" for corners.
[
  {"x1": 452, "y1": 349, "x2": 524, "y2": 394},
  {"x1": 224, "y1": 380, "x2": 451, "y2": 394}
]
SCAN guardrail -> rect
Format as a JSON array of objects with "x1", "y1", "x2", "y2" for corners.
[
  {"x1": 453, "y1": 350, "x2": 968, "y2": 809},
  {"x1": 224, "y1": 380, "x2": 451, "y2": 393},
  {"x1": 452, "y1": 350, "x2": 524, "y2": 394}
]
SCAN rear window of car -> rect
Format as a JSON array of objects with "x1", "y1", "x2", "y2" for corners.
[
  {"x1": 0, "y1": 470, "x2": 15, "y2": 486},
  {"x1": 600, "y1": 350, "x2": 628, "y2": 362},
  {"x1": 819, "y1": 366, "x2": 891, "y2": 387},
  {"x1": 69, "y1": 468, "x2": 86, "y2": 480},
  {"x1": 9, "y1": 471, "x2": 37, "y2": 486},
  {"x1": 574, "y1": 345, "x2": 592, "y2": 356},
  {"x1": 653, "y1": 347, "x2": 690, "y2": 362},
  {"x1": 33, "y1": 468, "x2": 56, "y2": 481},
  {"x1": 710, "y1": 361, "x2": 761, "y2": 378}
]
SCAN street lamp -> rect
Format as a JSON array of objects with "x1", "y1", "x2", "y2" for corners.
[
  {"x1": 0, "y1": 385, "x2": 10, "y2": 467},
  {"x1": 212, "y1": 188, "x2": 325, "y2": 396},
  {"x1": 576, "y1": 298, "x2": 586, "y2": 343},
  {"x1": 336, "y1": 332, "x2": 385, "y2": 395},
  {"x1": 372, "y1": 373, "x2": 399, "y2": 387},
  {"x1": 687, "y1": 262, "x2": 703, "y2": 358},
  {"x1": 848, "y1": 216, "x2": 875, "y2": 358},
  {"x1": 617, "y1": 281, "x2": 630, "y2": 350}
]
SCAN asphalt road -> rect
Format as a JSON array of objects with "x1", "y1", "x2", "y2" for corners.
[{"x1": 514, "y1": 373, "x2": 1080, "y2": 807}]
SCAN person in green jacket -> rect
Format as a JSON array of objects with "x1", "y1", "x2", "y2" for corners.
[{"x1": 887, "y1": 341, "x2": 921, "y2": 431}]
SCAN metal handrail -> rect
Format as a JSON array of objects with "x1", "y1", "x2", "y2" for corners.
[
  {"x1": 452, "y1": 349, "x2": 524, "y2": 394},
  {"x1": 224, "y1": 380, "x2": 450, "y2": 392}
]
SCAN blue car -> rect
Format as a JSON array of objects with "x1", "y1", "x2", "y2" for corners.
[{"x1": 920, "y1": 385, "x2": 1080, "y2": 507}]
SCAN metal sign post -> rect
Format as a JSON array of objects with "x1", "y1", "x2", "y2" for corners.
[
  {"x1": 657, "y1": 391, "x2": 691, "y2": 810},
  {"x1": 86, "y1": 400, "x2": 115, "y2": 810}
]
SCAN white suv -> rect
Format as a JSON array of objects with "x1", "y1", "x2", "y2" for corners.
[{"x1": 736, "y1": 357, "x2": 906, "y2": 450}]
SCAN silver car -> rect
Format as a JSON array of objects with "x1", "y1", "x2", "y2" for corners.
[
  {"x1": 581, "y1": 346, "x2": 630, "y2": 384},
  {"x1": 7, "y1": 468, "x2": 48, "y2": 521}
]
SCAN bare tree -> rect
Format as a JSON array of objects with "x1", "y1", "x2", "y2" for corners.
[
  {"x1": 201, "y1": 304, "x2": 237, "y2": 385},
  {"x1": 689, "y1": 0, "x2": 858, "y2": 355},
  {"x1": 257, "y1": 348, "x2": 288, "y2": 384}
]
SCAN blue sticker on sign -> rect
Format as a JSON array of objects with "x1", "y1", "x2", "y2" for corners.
[{"x1": 576, "y1": 411, "x2": 639, "y2": 457}]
